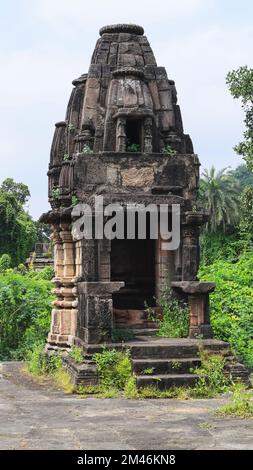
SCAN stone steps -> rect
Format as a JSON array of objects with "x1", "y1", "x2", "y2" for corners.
[
  {"x1": 132, "y1": 357, "x2": 201, "y2": 375},
  {"x1": 130, "y1": 341, "x2": 230, "y2": 360},
  {"x1": 131, "y1": 343, "x2": 200, "y2": 359},
  {"x1": 136, "y1": 373, "x2": 199, "y2": 390},
  {"x1": 130, "y1": 339, "x2": 231, "y2": 389},
  {"x1": 67, "y1": 338, "x2": 249, "y2": 388},
  {"x1": 131, "y1": 328, "x2": 159, "y2": 336}
]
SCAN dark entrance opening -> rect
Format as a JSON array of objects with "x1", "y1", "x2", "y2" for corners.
[
  {"x1": 111, "y1": 238, "x2": 156, "y2": 310},
  {"x1": 126, "y1": 119, "x2": 142, "y2": 151}
]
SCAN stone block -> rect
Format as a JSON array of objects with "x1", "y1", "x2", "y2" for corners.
[
  {"x1": 88, "y1": 64, "x2": 102, "y2": 78},
  {"x1": 155, "y1": 67, "x2": 167, "y2": 79},
  {"x1": 119, "y1": 54, "x2": 137, "y2": 67},
  {"x1": 106, "y1": 165, "x2": 120, "y2": 185},
  {"x1": 144, "y1": 52, "x2": 156, "y2": 65},
  {"x1": 121, "y1": 167, "x2": 154, "y2": 186}
]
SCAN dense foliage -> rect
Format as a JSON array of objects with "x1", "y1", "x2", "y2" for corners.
[
  {"x1": 0, "y1": 178, "x2": 37, "y2": 265},
  {"x1": 156, "y1": 287, "x2": 189, "y2": 337},
  {"x1": 200, "y1": 253, "x2": 253, "y2": 367},
  {"x1": 226, "y1": 66, "x2": 253, "y2": 170},
  {"x1": 93, "y1": 349, "x2": 132, "y2": 390},
  {"x1": 199, "y1": 160, "x2": 253, "y2": 368},
  {"x1": 0, "y1": 267, "x2": 53, "y2": 360}
]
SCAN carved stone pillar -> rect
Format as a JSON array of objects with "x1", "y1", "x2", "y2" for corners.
[
  {"x1": 48, "y1": 225, "x2": 63, "y2": 343},
  {"x1": 75, "y1": 240, "x2": 83, "y2": 280},
  {"x1": 171, "y1": 281, "x2": 215, "y2": 338},
  {"x1": 182, "y1": 225, "x2": 199, "y2": 281},
  {"x1": 155, "y1": 236, "x2": 174, "y2": 301},
  {"x1": 51, "y1": 224, "x2": 64, "y2": 280},
  {"x1": 82, "y1": 238, "x2": 99, "y2": 281},
  {"x1": 144, "y1": 116, "x2": 153, "y2": 153},
  {"x1": 78, "y1": 281, "x2": 124, "y2": 344},
  {"x1": 47, "y1": 222, "x2": 78, "y2": 348},
  {"x1": 98, "y1": 239, "x2": 111, "y2": 282},
  {"x1": 61, "y1": 223, "x2": 75, "y2": 279},
  {"x1": 116, "y1": 117, "x2": 126, "y2": 152}
]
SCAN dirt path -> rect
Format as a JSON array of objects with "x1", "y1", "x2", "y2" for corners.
[{"x1": 0, "y1": 362, "x2": 252, "y2": 450}]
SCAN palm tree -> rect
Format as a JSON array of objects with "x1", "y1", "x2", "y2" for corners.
[{"x1": 199, "y1": 166, "x2": 240, "y2": 232}]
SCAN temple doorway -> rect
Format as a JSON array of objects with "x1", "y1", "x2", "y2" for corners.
[{"x1": 111, "y1": 238, "x2": 157, "y2": 329}]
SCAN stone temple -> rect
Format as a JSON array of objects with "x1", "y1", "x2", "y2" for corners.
[{"x1": 41, "y1": 24, "x2": 248, "y2": 387}]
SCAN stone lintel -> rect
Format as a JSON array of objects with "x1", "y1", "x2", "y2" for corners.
[
  {"x1": 113, "y1": 107, "x2": 153, "y2": 120},
  {"x1": 171, "y1": 281, "x2": 215, "y2": 295},
  {"x1": 78, "y1": 281, "x2": 124, "y2": 296}
]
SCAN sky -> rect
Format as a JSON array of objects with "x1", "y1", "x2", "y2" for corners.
[{"x1": 0, "y1": 0, "x2": 252, "y2": 219}]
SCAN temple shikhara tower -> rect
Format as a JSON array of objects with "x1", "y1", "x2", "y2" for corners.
[{"x1": 41, "y1": 24, "x2": 249, "y2": 386}]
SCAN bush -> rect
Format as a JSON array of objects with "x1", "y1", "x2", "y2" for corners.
[
  {"x1": 217, "y1": 383, "x2": 253, "y2": 418},
  {"x1": 155, "y1": 287, "x2": 189, "y2": 337},
  {"x1": 26, "y1": 343, "x2": 48, "y2": 375},
  {"x1": 193, "y1": 350, "x2": 229, "y2": 397},
  {"x1": 111, "y1": 328, "x2": 134, "y2": 342},
  {"x1": 69, "y1": 346, "x2": 84, "y2": 363},
  {"x1": 199, "y1": 252, "x2": 253, "y2": 367},
  {"x1": 27, "y1": 346, "x2": 74, "y2": 393},
  {"x1": 200, "y1": 231, "x2": 245, "y2": 265},
  {"x1": 93, "y1": 348, "x2": 132, "y2": 390},
  {"x1": 0, "y1": 254, "x2": 12, "y2": 272},
  {"x1": 0, "y1": 268, "x2": 53, "y2": 360}
]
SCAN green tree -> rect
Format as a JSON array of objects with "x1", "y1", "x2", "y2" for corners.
[
  {"x1": 199, "y1": 166, "x2": 240, "y2": 233},
  {"x1": 239, "y1": 186, "x2": 253, "y2": 243},
  {"x1": 35, "y1": 221, "x2": 51, "y2": 243},
  {"x1": 231, "y1": 164, "x2": 253, "y2": 189},
  {"x1": 226, "y1": 66, "x2": 253, "y2": 170},
  {"x1": 200, "y1": 252, "x2": 253, "y2": 367},
  {"x1": 0, "y1": 178, "x2": 30, "y2": 206},
  {"x1": 0, "y1": 268, "x2": 53, "y2": 359},
  {"x1": 0, "y1": 178, "x2": 37, "y2": 265}
]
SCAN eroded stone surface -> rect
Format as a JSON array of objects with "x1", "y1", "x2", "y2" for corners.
[{"x1": 121, "y1": 166, "x2": 154, "y2": 186}]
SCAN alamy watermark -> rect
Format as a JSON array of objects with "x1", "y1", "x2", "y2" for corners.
[{"x1": 71, "y1": 196, "x2": 180, "y2": 250}]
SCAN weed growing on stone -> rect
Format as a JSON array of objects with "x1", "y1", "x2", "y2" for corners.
[
  {"x1": 171, "y1": 361, "x2": 182, "y2": 370},
  {"x1": 82, "y1": 144, "x2": 93, "y2": 154},
  {"x1": 142, "y1": 367, "x2": 155, "y2": 375},
  {"x1": 161, "y1": 145, "x2": 177, "y2": 156},
  {"x1": 217, "y1": 383, "x2": 253, "y2": 418},
  {"x1": 26, "y1": 343, "x2": 48, "y2": 375},
  {"x1": 192, "y1": 349, "x2": 230, "y2": 398},
  {"x1": 51, "y1": 187, "x2": 60, "y2": 200},
  {"x1": 27, "y1": 344, "x2": 74, "y2": 393},
  {"x1": 69, "y1": 346, "x2": 84, "y2": 364},
  {"x1": 199, "y1": 421, "x2": 216, "y2": 430},
  {"x1": 124, "y1": 376, "x2": 139, "y2": 398},
  {"x1": 156, "y1": 287, "x2": 189, "y2": 337},
  {"x1": 111, "y1": 328, "x2": 134, "y2": 342},
  {"x1": 71, "y1": 195, "x2": 79, "y2": 206},
  {"x1": 93, "y1": 348, "x2": 132, "y2": 390}
]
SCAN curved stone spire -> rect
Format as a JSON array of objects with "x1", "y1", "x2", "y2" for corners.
[
  {"x1": 47, "y1": 24, "x2": 194, "y2": 206},
  {"x1": 91, "y1": 23, "x2": 156, "y2": 66}
]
